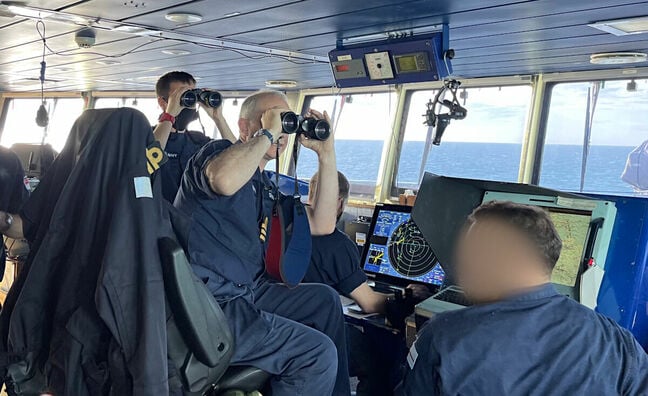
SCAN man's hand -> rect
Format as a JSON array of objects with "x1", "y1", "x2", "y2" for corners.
[
  {"x1": 299, "y1": 109, "x2": 335, "y2": 156},
  {"x1": 165, "y1": 86, "x2": 190, "y2": 117},
  {"x1": 261, "y1": 108, "x2": 287, "y2": 142},
  {"x1": 200, "y1": 100, "x2": 223, "y2": 122}
]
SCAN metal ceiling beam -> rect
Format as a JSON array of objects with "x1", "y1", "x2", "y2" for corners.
[{"x1": 0, "y1": 1, "x2": 330, "y2": 64}]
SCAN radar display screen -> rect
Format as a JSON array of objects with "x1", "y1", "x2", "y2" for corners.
[{"x1": 362, "y1": 206, "x2": 445, "y2": 286}]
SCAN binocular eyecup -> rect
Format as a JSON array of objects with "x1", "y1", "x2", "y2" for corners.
[
  {"x1": 179, "y1": 89, "x2": 222, "y2": 109},
  {"x1": 280, "y1": 111, "x2": 330, "y2": 141}
]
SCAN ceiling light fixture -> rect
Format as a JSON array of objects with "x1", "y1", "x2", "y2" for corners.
[
  {"x1": 589, "y1": 16, "x2": 648, "y2": 36},
  {"x1": 265, "y1": 80, "x2": 298, "y2": 89},
  {"x1": 165, "y1": 12, "x2": 203, "y2": 24},
  {"x1": 223, "y1": 11, "x2": 241, "y2": 18},
  {"x1": 161, "y1": 48, "x2": 192, "y2": 55},
  {"x1": 589, "y1": 52, "x2": 648, "y2": 65},
  {"x1": 96, "y1": 60, "x2": 121, "y2": 65}
]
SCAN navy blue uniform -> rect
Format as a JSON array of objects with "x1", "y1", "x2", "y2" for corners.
[
  {"x1": 398, "y1": 283, "x2": 648, "y2": 395},
  {"x1": 161, "y1": 130, "x2": 210, "y2": 203},
  {"x1": 175, "y1": 140, "x2": 351, "y2": 396},
  {"x1": 0, "y1": 146, "x2": 28, "y2": 274},
  {"x1": 303, "y1": 229, "x2": 368, "y2": 296}
]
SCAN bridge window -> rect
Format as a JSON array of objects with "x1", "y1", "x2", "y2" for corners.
[
  {"x1": 395, "y1": 85, "x2": 532, "y2": 190},
  {"x1": 94, "y1": 97, "x2": 243, "y2": 140},
  {"x1": 296, "y1": 92, "x2": 398, "y2": 197},
  {"x1": 0, "y1": 98, "x2": 85, "y2": 152},
  {"x1": 539, "y1": 80, "x2": 648, "y2": 195}
]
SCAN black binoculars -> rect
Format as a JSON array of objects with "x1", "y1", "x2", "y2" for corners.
[
  {"x1": 179, "y1": 89, "x2": 222, "y2": 108},
  {"x1": 280, "y1": 111, "x2": 331, "y2": 141}
]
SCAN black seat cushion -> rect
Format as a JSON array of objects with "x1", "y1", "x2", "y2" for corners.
[{"x1": 209, "y1": 366, "x2": 272, "y2": 394}]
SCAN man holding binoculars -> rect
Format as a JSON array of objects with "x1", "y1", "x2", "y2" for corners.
[
  {"x1": 173, "y1": 90, "x2": 350, "y2": 395},
  {"x1": 153, "y1": 71, "x2": 236, "y2": 203}
]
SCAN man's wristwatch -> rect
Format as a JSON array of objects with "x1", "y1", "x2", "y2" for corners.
[
  {"x1": 0, "y1": 212, "x2": 13, "y2": 234},
  {"x1": 158, "y1": 112, "x2": 176, "y2": 124},
  {"x1": 255, "y1": 129, "x2": 274, "y2": 144}
]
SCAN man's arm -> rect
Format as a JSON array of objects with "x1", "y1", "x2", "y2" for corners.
[
  {"x1": 202, "y1": 102, "x2": 237, "y2": 143},
  {"x1": 0, "y1": 211, "x2": 24, "y2": 240},
  {"x1": 153, "y1": 86, "x2": 189, "y2": 150},
  {"x1": 350, "y1": 283, "x2": 389, "y2": 314},
  {"x1": 302, "y1": 109, "x2": 338, "y2": 236},
  {"x1": 204, "y1": 109, "x2": 283, "y2": 196},
  {"x1": 395, "y1": 327, "x2": 441, "y2": 396}
]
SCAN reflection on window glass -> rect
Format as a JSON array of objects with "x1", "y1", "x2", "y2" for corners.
[
  {"x1": 94, "y1": 97, "x2": 242, "y2": 140},
  {"x1": 540, "y1": 80, "x2": 648, "y2": 195},
  {"x1": 396, "y1": 86, "x2": 532, "y2": 189},
  {"x1": 0, "y1": 98, "x2": 85, "y2": 152},
  {"x1": 296, "y1": 92, "x2": 397, "y2": 195}
]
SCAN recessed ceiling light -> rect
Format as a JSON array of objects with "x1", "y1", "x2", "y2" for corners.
[
  {"x1": 265, "y1": 80, "x2": 298, "y2": 88},
  {"x1": 589, "y1": 16, "x2": 648, "y2": 36},
  {"x1": 165, "y1": 12, "x2": 203, "y2": 24},
  {"x1": 96, "y1": 60, "x2": 122, "y2": 65},
  {"x1": 161, "y1": 49, "x2": 192, "y2": 55},
  {"x1": 590, "y1": 52, "x2": 648, "y2": 65},
  {"x1": 223, "y1": 11, "x2": 241, "y2": 17}
]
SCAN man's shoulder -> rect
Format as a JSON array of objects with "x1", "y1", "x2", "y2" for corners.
[{"x1": 185, "y1": 130, "x2": 212, "y2": 144}]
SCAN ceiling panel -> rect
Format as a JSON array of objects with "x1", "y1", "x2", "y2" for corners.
[
  {"x1": 1, "y1": 0, "x2": 648, "y2": 92},
  {"x1": 125, "y1": 0, "x2": 299, "y2": 29},
  {"x1": 64, "y1": 0, "x2": 195, "y2": 21}
]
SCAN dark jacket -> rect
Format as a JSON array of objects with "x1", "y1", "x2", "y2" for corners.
[
  {"x1": 0, "y1": 146, "x2": 28, "y2": 274},
  {"x1": 0, "y1": 108, "x2": 173, "y2": 395}
]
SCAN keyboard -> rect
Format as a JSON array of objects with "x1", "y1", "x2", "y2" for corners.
[{"x1": 433, "y1": 288, "x2": 471, "y2": 306}]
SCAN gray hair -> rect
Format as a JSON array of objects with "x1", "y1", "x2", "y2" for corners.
[{"x1": 240, "y1": 90, "x2": 289, "y2": 120}]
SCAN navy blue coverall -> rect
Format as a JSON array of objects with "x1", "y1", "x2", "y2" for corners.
[
  {"x1": 397, "y1": 283, "x2": 648, "y2": 395},
  {"x1": 175, "y1": 140, "x2": 350, "y2": 396}
]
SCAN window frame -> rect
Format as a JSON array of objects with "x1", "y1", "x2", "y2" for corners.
[
  {"x1": 389, "y1": 80, "x2": 535, "y2": 198},
  {"x1": 532, "y1": 77, "x2": 648, "y2": 194},
  {"x1": 296, "y1": 87, "x2": 401, "y2": 200}
]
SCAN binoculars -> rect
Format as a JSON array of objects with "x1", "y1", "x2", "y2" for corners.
[
  {"x1": 179, "y1": 89, "x2": 222, "y2": 108},
  {"x1": 280, "y1": 111, "x2": 331, "y2": 141}
]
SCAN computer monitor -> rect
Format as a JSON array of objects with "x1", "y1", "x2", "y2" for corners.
[
  {"x1": 361, "y1": 204, "x2": 446, "y2": 287},
  {"x1": 546, "y1": 208, "x2": 591, "y2": 288}
]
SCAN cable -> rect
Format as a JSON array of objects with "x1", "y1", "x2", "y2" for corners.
[{"x1": 36, "y1": 20, "x2": 164, "y2": 58}]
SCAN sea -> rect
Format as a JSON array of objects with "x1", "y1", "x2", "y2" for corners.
[{"x1": 296, "y1": 141, "x2": 640, "y2": 195}]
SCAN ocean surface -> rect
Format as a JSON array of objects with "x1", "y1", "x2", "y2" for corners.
[{"x1": 296, "y1": 140, "x2": 639, "y2": 195}]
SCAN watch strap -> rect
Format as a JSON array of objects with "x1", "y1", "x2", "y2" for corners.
[
  {"x1": 256, "y1": 129, "x2": 274, "y2": 144},
  {"x1": 158, "y1": 112, "x2": 175, "y2": 124}
]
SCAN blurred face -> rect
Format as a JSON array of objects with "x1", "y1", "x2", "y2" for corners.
[
  {"x1": 239, "y1": 94, "x2": 290, "y2": 160},
  {"x1": 455, "y1": 217, "x2": 549, "y2": 303}
]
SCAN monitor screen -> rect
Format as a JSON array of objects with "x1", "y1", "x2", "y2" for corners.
[
  {"x1": 362, "y1": 205, "x2": 445, "y2": 286},
  {"x1": 547, "y1": 209, "x2": 590, "y2": 288}
]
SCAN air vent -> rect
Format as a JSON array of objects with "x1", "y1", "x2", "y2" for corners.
[
  {"x1": 590, "y1": 52, "x2": 648, "y2": 65},
  {"x1": 265, "y1": 80, "x2": 298, "y2": 88}
]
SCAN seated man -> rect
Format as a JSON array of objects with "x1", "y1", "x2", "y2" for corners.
[
  {"x1": 303, "y1": 171, "x2": 396, "y2": 396},
  {"x1": 303, "y1": 170, "x2": 387, "y2": 313},
  {"x1": 174, "y1": 91, "x2": 351, "y2": 395},
  {"x1": 0, "y1": 146, "x2": 29, "y2": 280},
  {"x1": 153, "y1": 71, "x2": 236, "y2": 202},
  {"x1": 398, "y1": 201, "x2": 648, "y2": 395}
]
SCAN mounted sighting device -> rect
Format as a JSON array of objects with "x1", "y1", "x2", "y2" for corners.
[{"x1": 423, "y1": 79, "x2": 467, "y2": 145}]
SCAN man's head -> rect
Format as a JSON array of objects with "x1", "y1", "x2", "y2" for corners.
[
  {"x1": 455, "y1": 201, "x2": 562, "y2": 304},
  {"x1": 155, "y1": 71, "x2": 196, "y2": 112},
  {"x1": 238, "y1": 90, "x2": 290, "y2": 159},
  {"x1": 309, "y1": 170, "x2": 350, "y2": 220}
]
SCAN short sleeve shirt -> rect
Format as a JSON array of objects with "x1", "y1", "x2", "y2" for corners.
[
  {"x1": 174, "y1": 139, "x2": 292, "y2": 290},
  {"x1": 303, "y1": 229, "x2": 368, "y2": 296},
  {"x1": 160, "y1": 130, "x2": 211, "y2": 203}
]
